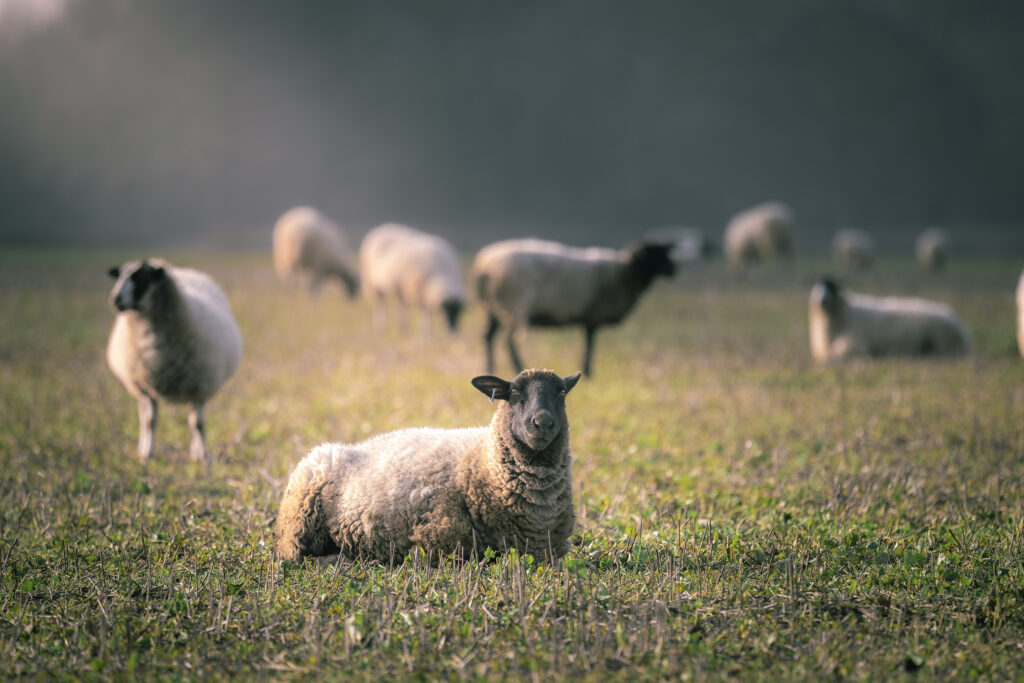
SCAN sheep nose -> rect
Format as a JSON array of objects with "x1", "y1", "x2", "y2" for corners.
[{"x1": 532, "y1": 413, "x2": 555, "y2": 432}]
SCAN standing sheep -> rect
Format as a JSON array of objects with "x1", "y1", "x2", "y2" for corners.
[
  {"x1": 1017, "y1": 269, "x2": 1024, "y2": 358},
  {"x1": 916, "y1": 228, "x2": 949, "y2": 271},
  {"x1": 272, "y1": 206, "x2": 359, "y2": 297},
  {"x1": 724, "y1": 201, "x2": 793, "y2": 268},
  {"x1": 832, "y1": 228, "x2": 875, "y2": 271},
  {"x1": 808, "y1": 278, "x2": 969, "y2": 362},
  {"x1": 359, "y1": 223, "x2": 466, "y2": 334},
  {"x1": 274, "y1": 368, "x2": 582, "y2": 564},
  {"x1": 106, "y1": 259, "x2": 243, "y2": 463},
  {"x1": 472, "y1": 239, "x2": 675, "y2": 376}
]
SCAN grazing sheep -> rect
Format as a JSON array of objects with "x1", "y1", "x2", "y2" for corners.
[
  {"x1": 1017, "y1": 269, "x2": 1024, "y2": 358},
  {"x1": 274, "y1": 368, "x2": 582, "y2": 564},
  {"x1": 106, "y1": 259, "x2": 243, "y2": 463},
  {"x1": 832, "y1": 229, "x2": 875, "y2": 271},
  {"x1": 724, "y1": 201, "x2": 793, "y2": 268},
  {"x1": 272, "y1": 206, "x2": 359, "y2": 297},
  {"x1": 359, "y1": 223, "x2": 466, "y2": 334},
  {"x1": 916, "y1": 228, "x2": 949, "y2": 271},
  {"x1": 808, "y1": 278, "x2": 969, "y2": 362},
  {"x1": 472, "y1": 239, "x2": 675, "y2": 376}
]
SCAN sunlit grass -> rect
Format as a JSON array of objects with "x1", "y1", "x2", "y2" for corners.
[{"x1": 1, "y1": 250, "x2": 1023, "y2": 678}]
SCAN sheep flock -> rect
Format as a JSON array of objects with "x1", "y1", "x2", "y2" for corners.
[{"x1": 98, "y1": 202, "x2": 1022, "y2": 567}]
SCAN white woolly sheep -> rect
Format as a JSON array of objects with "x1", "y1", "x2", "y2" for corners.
[
  {"x1": 1017, "y1": 269, "x2": 1024, "y2": 358},
  {"x1": 272, "y1": 206, "x2": 359, "y2": 297},
  {"x1": 916, "y1": 228, "x2": 949, "y2": 271},
  {"x1": 107, "y1": 259, "x2": 243, "y2": 463},
  {"x1": 274, "y1": 368, "x2": 582, "y2": 564},
  {"x1": 472, "y1": 239, "x2": 675, "y2": 376},
  {"x1": 808, "y1": 278, "x2": 969, "y2": 362},
  {"x1": 359, "y1": 223, "x2": 466, "y2": 334},
  {"x1": 832, "y1": 228, "x2": 875, "y2": 271},
  {"x1": 724, "y1": 201, "x2": 793, "y2": 268}
]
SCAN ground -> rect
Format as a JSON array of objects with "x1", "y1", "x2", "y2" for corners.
[{"x1": 1, "y1": 249, "x2": 1022, "y2": 679}]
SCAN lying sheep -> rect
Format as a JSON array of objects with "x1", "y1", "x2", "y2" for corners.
[
  {"x1": 272, "y1": 206, "x2": 359, "y2": 297},
  {"x1": 916, "y1": 228, "x2": 949, "y2": 271},
  {"x1": 359, "y1": 223, "x2": 465, "y2": 334},
  {"x1": 724, "y1": 201, "x2": 793, "y2": 268},
  {"x1": 472, "y1": 239, "x2": 675, "y2": 376},
  {"x1": 832, "y1": 228, "x2": 875, "y2": 271},
  {"x1": 1017, "y1": 269, "x2": 1024, "y2": 358},
  {"x1": 106, "y1": 259, "x2": 243, "y2": 463},
  {"x1": 808, "y1": 278, "x2": 969, "y2": 362},
  {"x1": 274, "y1": 368, "x2": 582, "y2": 564}
]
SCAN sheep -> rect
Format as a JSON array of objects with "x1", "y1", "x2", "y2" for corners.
[
  {"x1": 471, "y1": 239, "x2": 675, "y2": 376},
  {"x1": 272, "y1": 206, "x2": 359, "y2": 297},
  {"x1": 359, "y1": 222, "x2": 466, "y2": 334},
  {"x1": 916, "y1": 228, "x2": 949, "y2": 271},
  {"x1": 808, "y1": 278, "x2": 969, "y2": 362},
  {"x1": 1018, "y1": 269, "x2": 1024, "y2": 358},
  {"x1": 832, "y1": 228, "x2": 875, "y2": 271},
  {"x1": 724, "y1": 201, "x2": 793, "y2": 268},
  {"x1": 274, "y1": 368, "x2": 582, "y2": 565},
  {"x1": 106, "y1": 258, "x2": 243, "y2": 463}
]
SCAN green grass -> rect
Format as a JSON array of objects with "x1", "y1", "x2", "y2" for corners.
[{"x1": 2, "y1": 250, "x2": 1023, "y2": 679}]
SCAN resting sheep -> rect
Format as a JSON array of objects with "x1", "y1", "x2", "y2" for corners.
[
  {"x1": 832, "y1": 228, "x2": 875, "y2": 271},
  {"x1": 274, "y1": 368, "x2": 582, "y2": 564},
  {"x1": 106, "y1": 259, "x2": 243, "y2": 463},
  {"x1": 472, "y1": 239, "x2": 675, "y2": 376},
  {"x1": 808, "y1": 278, "x2": 969, "y2": 362},
  {"x1": 1017, "y1": 269, "x2": 1024, "y2": 358},
  {"x1": 916, "y1": 228, "x2": 949, "y2": 271},
  {"x1": 272, "y1": 206, "x2": 359, "y2": 297},
  {"x1": 724, "y1": 201, "x2": 793, "y2": 268},
  {"x1": 359, "y1": 223, "x2": 466, "y2": 334}
]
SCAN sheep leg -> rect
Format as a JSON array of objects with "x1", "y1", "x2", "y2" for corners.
[
  {"x1": 420, "y1": 307, "x2": 434, "y2": 339},
  {"x1": 582, "y1": 325, "x2": 598, "y2": 376},
  {"x1": 371, "y1": 291, "x2": 387, "y2": 332},
  {"x1": 484, "y1": 314, "x2": 499, "y2": 372},
  {"x1": 137, "y1": 396, "x2": 157, "y2": 463},
  {"x1": 506, "y1": 327, "x2": 524, "y2": 373},
  {"x1": 188, "y1": 404, "x2": 209, "y2": 463}
]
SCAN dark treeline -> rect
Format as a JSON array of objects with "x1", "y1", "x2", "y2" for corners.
[{"x1": 0, "y1": 0, "x2": 1022, "y2": 251}]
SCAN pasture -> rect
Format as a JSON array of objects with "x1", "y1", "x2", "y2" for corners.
[{"x1": 1, "y1": 249, "x2": 1023, "y2": 679}]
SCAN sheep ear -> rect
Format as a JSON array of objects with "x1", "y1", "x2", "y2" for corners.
[
  {"x1": 471, "y1": 375, "x2": 511, "y2": 402},
  {"x1": 563, "y1": 371, "x2": 582, "y2": 393},
  {"x1": 108, "y1": 266, "x2": 121, "y2": 279}
]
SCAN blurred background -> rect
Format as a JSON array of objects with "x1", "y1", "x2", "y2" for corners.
[{"x1": 1, "y1": 0, "x2": 1022, "y2": 253}]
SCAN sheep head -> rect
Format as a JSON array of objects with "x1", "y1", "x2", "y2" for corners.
[
  {"x1": 472, "y1": 369, "x2": 581, "y2": 453},
  {"x1": 108, "y1": 259, "x2": 167, "y2": 313},
  {"x1": 812, "y1": 277, "x2": 843, "y2": 315}
]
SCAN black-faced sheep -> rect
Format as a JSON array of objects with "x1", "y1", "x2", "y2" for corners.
[
  {"x1": 106, "y1": 259, "x2": 243, "y2": 463},
  {"x1": 916, "y1": 228, "x2": 949, "y2": 271},
  {"x1": 274, "y1": 368, "x2": 582, "y2": 565},
  {"x1": 472, "y1": 239, "x2": 675, "y2": 376},
  {"x1": 724, "y1": 201, "x2": 793, "y2": 268},
  {"x1": 808, "y1": 278, "x2": 969, "y2": 362},
  {"x1": 359, "y1": 223, "x2": 466, "y2": 334},
  {"x1": 272, "y1": 206, "x2": 359, "y2": 297},
  {"x1": 832, "y1": 229, "x2": 875, "y2": 271}
]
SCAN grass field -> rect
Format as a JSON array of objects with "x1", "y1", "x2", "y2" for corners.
[{"x1": 2, "y1": 249, "x2": 1023, "y2": 679}]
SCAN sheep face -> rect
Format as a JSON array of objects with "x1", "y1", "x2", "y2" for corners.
[
  {"x1": 812, "y1": 278, "x2": 843, "y2": 315},
  {"x1": 627, "y1": 243, "x2": 676, "y2": 278},
  {"x1": 472, "y1": 369, "x2": 582, "y2": 453},
  {"x1": 442, "y1": 298, "x2": 463, "y2": 333},
  {"x1": 108, "y1": 260, "x2": 166, "y2": 313}
]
